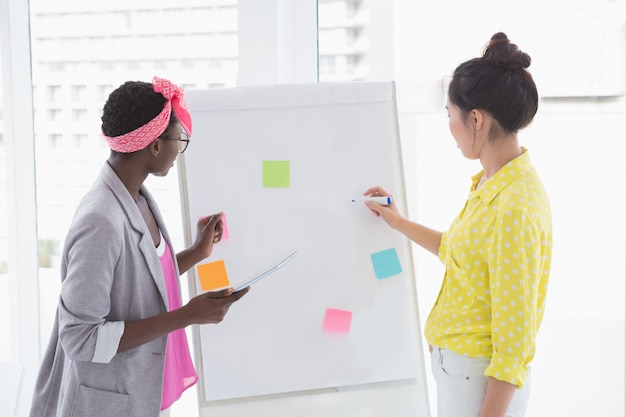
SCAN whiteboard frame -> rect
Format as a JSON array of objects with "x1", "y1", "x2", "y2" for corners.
[{"x1": 178, "y1": 82, "x2": 430, "y2": 416}]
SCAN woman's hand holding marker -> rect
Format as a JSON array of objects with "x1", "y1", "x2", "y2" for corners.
[{"x1": 361, "y1": 186, "x2": 405, "y2": 230}]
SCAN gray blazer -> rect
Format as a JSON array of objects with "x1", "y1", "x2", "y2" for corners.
[{"x1": 30, "y1": 163, "x2": 180, "y2": 417}]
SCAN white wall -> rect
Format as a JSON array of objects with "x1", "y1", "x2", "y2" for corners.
[{"x1": 394, "y1": 1, "x2": 626, "y2": 415}]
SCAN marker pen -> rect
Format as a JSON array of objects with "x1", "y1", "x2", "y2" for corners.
[{"x1": 351, "y1": 196, "x2": 392, "y2": 205}]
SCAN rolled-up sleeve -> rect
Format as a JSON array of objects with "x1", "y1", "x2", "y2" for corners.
[
  {"x1": 486, "y1": 207, "x2": 543, "y2": 388},
  {"x1": 437, "y1": 230, "x2": 449, "y2": 264},
  {"x1": 58, "y1": 211, "x2": 122, "y2": 362},
  {"x1": 92, "y1": 321, "x2": 125, "y2": 363}
]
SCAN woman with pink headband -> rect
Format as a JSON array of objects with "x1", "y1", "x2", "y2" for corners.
[{"x1": 30, "y1": 77, "x2": 249, "y2": 417}]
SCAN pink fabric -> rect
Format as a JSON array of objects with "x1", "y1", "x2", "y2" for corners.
[
  {"x1": 152, "y1": 76, "x2": 192, "y2": 137},
  {"x1": 159, "y1": 239, "x2": 198, "y2": 411},
  {"x1": 103, "y1": 76, "x2": 192, "y2": 153}
]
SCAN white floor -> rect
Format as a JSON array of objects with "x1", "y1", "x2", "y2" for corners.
[{"x1": 0, "y1": 269, "x2": 623, "y2": 417}]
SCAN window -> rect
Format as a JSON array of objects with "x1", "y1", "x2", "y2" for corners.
[
  {"x1": 47, "y1": 85, "x2": 61, "y2": 102},
  {"x1": 71, "y1": 109, "x2": 87, "y2": 122},
  {"x1": 48, "y1": 134, "x2": 62, "y2": 148},
  {"x1": 318, "y1": 0, "x2": 370, "y2": 81},
  {"x1": 72, "y1": 134, "x2": 89, "y2": 148},
  {"x1": 47, "y1": 108, "x2": 62, "y2": 122},
  {"x1": 218, "y1": 6, "x2": 238, "y2": 28},
  {"x1": 97, "y1": 84, "x2": 114, "y2": 102},
  {"x1": 319, "y1": 55, "x2": 336, "y2": 75},
  {"x1": 29, "y1": 2, "x2": 241, "y2": 416},
  {"x1": 71, "y1": 85, "x2": 87, "y2": 102}
]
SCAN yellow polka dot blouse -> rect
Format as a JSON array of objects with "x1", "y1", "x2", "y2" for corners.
[{"x1": 425, "y1": 149, "x2": 552, "y2": 388}]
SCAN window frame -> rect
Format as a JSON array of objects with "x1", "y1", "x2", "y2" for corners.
[{"x1": 0, "y1": 0, "x2": 41, "y2": 415}]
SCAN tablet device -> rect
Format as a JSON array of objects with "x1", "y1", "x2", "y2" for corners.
[{"x1": 233, "y1": 251, "x2": 298, "y2": 292}]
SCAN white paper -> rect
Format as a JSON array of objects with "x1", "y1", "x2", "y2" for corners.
[{"x1": 233, "y1": 251, "x2": 297, "y2": 292}]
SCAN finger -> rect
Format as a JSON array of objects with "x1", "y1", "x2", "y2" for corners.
[
  {"x1": 212, "y1": 229, "x2": 222, "y2": 244},
  {"x1": 228, "y1": 286, "x2": 250, "y2": 301},
  {"x1": 201, "y1": 212, "x2": 222, "y2": 233},
  {"x1": 214, "y1": 220, "x2": 224, "y2": 241},
  {"x1": 363, "y1": 186, "x2": 379, "y2": 196},
  {"x1": 208, "y1": 213, "x2": 222, "y2": 228},
  {"x1": 365, "y1": 201, "x2": 382, "y2": 217},
  {"x1": 197, "y1": 216, "x2": 208, "y2": 229},
  {"x1": 373, "y1": 187, "x2": 390, "y2": 197},
  {"x1": 198, "y1": 213, "x2": 213, "y2": 227},
  {"x1": 364, "y1": 186, "x2": 390, "y2": 197},
  {"x1": 205, "y1": 288, "x2": 234, "y2": 299}
]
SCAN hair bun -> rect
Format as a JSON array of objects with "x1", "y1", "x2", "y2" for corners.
[{"x1": 483, "y1": 32, "x2": 531, "y2": 70}]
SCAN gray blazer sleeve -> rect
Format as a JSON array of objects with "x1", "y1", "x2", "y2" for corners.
[{"x1": 58, "y1": 209, "x2": 124, "y2": 362}]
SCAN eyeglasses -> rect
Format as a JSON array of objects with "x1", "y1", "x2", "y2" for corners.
[{"x1": 176, "y1": 131, "x2": 190, "y2": 154}]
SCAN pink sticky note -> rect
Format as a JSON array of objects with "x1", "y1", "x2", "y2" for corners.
[
  {"x1": 220, "y1": 213, "x2": 230, "y2": 240},
  {"x1": 323, "y1": 308, "x2": 352, "y2": 333}
]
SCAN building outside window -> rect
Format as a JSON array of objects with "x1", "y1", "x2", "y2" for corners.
[{"x1": 318, "y1": 0, "x2": 369, "y2": 81}]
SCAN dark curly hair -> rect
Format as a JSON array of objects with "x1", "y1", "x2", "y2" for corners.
[
  {"x1": 448, "y1": 32, "x2": 538, "y2": 137},
  {"x1": 101, "y1": 81, "x2": 179, "y2": 150}
]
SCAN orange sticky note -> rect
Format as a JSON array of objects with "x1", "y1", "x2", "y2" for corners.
[
  {"x1": 323, "y1": 308, "x2": 352, "y2": 333},
  {"x1": 197, "y1": 260, "x2": 230, "y2": 291}
]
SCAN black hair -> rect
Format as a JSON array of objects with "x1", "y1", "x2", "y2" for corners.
[
  {"x1": 448, "y1": 32, "x2": 538, "y2": 137},
  {"x1": 101, "y1": 80, "x2": 179, "y2": 152}
]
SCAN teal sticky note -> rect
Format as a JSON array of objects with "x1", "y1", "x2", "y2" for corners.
[
  {"x1": 370, "y1": 248, "x2": 402, "y2": 279},
  {"x1": 263, "y1": 160, "x2": 290, "y2": 188}
]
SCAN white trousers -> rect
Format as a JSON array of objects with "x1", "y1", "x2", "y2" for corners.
[{"x1": 430, "y1": 346, "x2": 531, "y2": 417}]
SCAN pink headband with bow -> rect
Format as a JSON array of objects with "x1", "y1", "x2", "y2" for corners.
[{"x1": 103, "y1": 76, "x2": 193, "y2": 153}]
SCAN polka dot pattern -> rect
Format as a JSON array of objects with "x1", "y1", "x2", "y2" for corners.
[{"x1": 424, "y1": 149, "x2": 551, "y2": 388}]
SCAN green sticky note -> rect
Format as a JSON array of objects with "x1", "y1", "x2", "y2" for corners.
[{"x1": 263, "y1": 160, "x2": 290, "y2": 188}]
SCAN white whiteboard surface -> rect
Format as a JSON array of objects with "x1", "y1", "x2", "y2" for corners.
[{"x1": 180, "y1": 82, "x2": 429, "y2": 416}]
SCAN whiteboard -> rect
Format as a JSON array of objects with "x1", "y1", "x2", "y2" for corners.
[{"x1": 179, "y1": 82, "x2": 429, "y2": 416}]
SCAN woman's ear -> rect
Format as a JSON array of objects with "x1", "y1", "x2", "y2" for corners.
[
  {"x1": 471, "y1": 109, "x2": 486, "y2": 130},
  {"x1": 148, "y1": 138, "x2": 161, "y2": 157}
]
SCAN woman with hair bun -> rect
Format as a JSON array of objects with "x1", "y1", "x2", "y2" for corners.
[
  {"x1": 363, "y1": 33, "x2": 551, "y2": 417},
  {"x1": 30, "y1": 77, "x2": 249, "y2": 417}
]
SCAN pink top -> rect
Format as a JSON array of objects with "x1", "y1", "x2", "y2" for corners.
[{"x1": 158, "y1": 237, "x2": 198, "y2": 410}]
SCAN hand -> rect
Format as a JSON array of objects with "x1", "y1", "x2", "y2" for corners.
[
  {"x1": 362, "y1": 186, "x2": 405, "y2": 230},
  {"x1": 183, "y1": 287, "x2": 250, "y2": 325},
  {"x1": 193, "y1": 213, "x2": 224, "y2": 259},
  {"x1": 118, "y1": 286, "x2": 250, "y2": 353}
]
